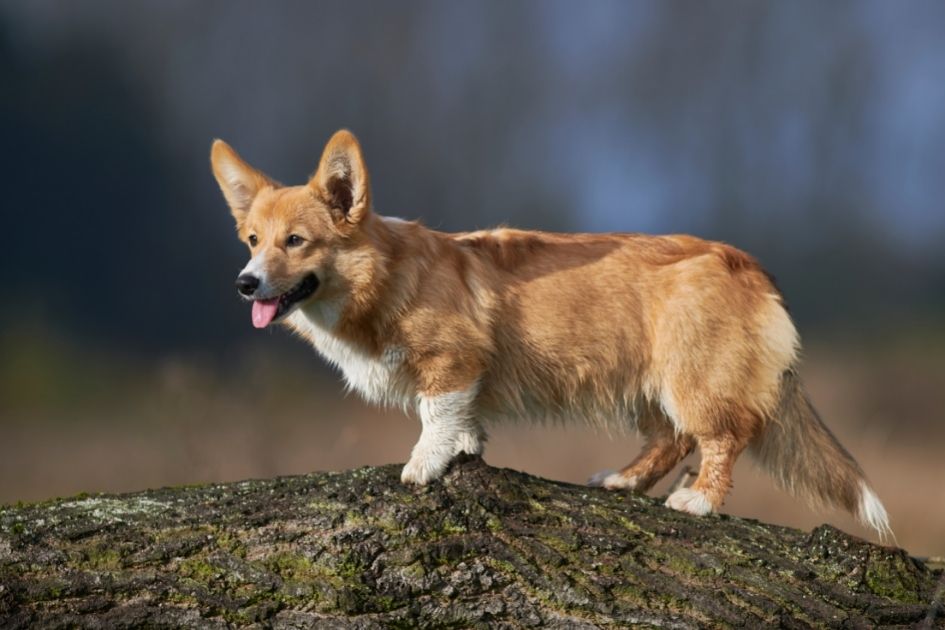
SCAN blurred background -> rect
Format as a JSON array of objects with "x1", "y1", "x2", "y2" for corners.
[{"x1": 1, "y1": 1, "x2": 943, "y2": 556}]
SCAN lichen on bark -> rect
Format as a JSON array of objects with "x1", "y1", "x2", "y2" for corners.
[{"x1": 0, "y1": 456, "x2": 941, "y2": 628}]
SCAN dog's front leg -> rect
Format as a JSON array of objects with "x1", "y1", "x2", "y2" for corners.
[{"x1": 401, "y1": 386, "x2": 485, "y2": 485}]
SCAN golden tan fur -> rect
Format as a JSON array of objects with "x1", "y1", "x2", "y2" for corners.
[{"x1": 210, "y1": 130, "x2": 890, "y2": 537}]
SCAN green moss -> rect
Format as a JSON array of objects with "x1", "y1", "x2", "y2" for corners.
[
  {"x1": 264, "y1": 549, "x2": 373, "y2": 613},
  {"x1": 439, "y1": 519, "x2": 467, "y2": 535},
  {"x1": 306, "y1": 499, "x2": 348, "y2": 513},
  {"x1": 864, "y1": 553, "x2": 922, "y2": 604},
  {"x1": 153, "y1": 524, "x2": 213, "y2": 542},
  {"x1": 168, "y1": 545, "x2": 372, "y2": 621},
  {"x1": 166, "y1": 482, "x2": 206, "y2": 491},
  {"x1": 485, "y1": 557, "x2": 518, "y2": 577},
  {"x1": 335, "y1": 551, "x2": 367, "y2": 579},
  {"x1": 402, "y1": 561, "x2": 426, "y2": 580},
  {"x1": 370, "y1": 514, "x2": 403, "y2": 534},
  {"x1": 373, "y1": 594, "x2": 398, "y2": 612},
  {"x1": 536, "y1": 531, "x2": 577, "y2": 556},
  {"x1": 83, "y1": 546, "x2": 122, "y2": 571},
  {"x1": 612, "y1": 512, "x2": 654, "y2": 538},
  {"x1": 178, "y1": 556, "x2": 221, "y2": 585},
  {"x1": 223, "y1": 600, "x2": 283, "y2": 625},
  {"x1": 611, "y1": 583, "x2": 646, "y2": 607},
  {"x1": 214, "y1": 529, "x2": 246, "y2": 558},
  {"x1": 588, "y1": 503, "x2": 633, "y2": 530},
  {"x1": 267, "y1": 551, "x2": 318, "y2": 581},
  {"x1": 663, "y1": 552, "x2": 705, "y2": 577},
  {"x1": 645, "y1": 546, "x2": 713, "y2": 579},
  {"x1": 32, "y1": 578, "x2": 70, "y2": 602},
  {"x1": 164, "y1": 590, "x2": 200, "y2": 607}
]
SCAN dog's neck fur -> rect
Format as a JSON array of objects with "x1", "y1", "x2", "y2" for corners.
[
  {"x1": 289, "y1": 213, "x2": 430, "y2": 356},
  {"x1": 284, "y1": 213, "x2": 435, "y2": 409}
]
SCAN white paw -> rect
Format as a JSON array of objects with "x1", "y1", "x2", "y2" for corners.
[
  {"x1": 400, "y1": 449, "x2": 451, "y2": 485},
  {"x1": 587, "y1": 469, "x2": 613, "y2": 487},
  {"x1": 587, "y1": 469, "x2": 639, "y2": 490},
  {"x1": 664, "y1": 487, "x2": 714, "y2": 516}
]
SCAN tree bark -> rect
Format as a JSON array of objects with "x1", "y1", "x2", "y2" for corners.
[{"x1": 1, "y1": 455, "x2": 941, "y2": 628}]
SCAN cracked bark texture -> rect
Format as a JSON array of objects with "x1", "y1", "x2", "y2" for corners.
[{"x1": 0, "y1": 456, "x2": 941, "y2": 628}]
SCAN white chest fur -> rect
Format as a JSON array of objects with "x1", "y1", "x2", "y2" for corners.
[{"x1": 288, "y1": 305, "x2": 414, "y2": 410}]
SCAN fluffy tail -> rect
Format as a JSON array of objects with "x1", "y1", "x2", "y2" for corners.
[{"x1": 750, "y1": 369, "x2": 892, "y2": 540}]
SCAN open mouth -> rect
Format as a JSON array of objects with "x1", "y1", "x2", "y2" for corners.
[{"x1": 251, "y1": 274, "x2": 319, "y2": 329}]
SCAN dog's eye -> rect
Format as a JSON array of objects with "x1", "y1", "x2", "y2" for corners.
[
  {"x1": 248, "y1": 234, "x2": 258, "y2": 247},
  {"x1": 286, "y1": 234, "x2": 304, "y2": 248}
]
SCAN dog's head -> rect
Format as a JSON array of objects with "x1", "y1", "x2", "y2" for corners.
[{"x1": 211, "y1": 130, "x2": 373, "y2": 328}]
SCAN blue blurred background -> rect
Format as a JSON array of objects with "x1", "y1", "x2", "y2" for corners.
[{"x1": 1, "y1": 1, "x2": 943, "y2": 555}]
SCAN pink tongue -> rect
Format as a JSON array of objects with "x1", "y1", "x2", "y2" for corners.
[{"x1": 251, "y1": 299, "x2": 280, "y2": 329}]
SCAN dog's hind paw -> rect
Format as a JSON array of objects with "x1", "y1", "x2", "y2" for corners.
[
  {"x1": 587, "y1": 469, "x2": 615, "y2": 487},
  {"x1": 588, "y1": 469, "x2": 640, "y2": 490},
  {"x1": 665, "y1": 487, "x2": 714, "y2": 516}
]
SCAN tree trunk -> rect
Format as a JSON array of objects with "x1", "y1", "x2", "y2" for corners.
[{"x1": 1, "y1": 455, "x2": 941, "y2": 628}]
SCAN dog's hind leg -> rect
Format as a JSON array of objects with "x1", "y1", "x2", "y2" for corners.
[
  {"x1": 589, "y1": 415, "x2": 695, "y2": 492},
  {"x1": 663, "y1": 402, "x2": 760, "y2": 515},
  {"x1": 665, "y1": 430, "x2": 751, "y2": 515}
]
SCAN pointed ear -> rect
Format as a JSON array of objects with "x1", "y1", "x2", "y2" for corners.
[
  {"x1": 210, "y1": 140, "x2": 277, "y2": 228},
  {"x1": 309, "y1": 129, "x2": 371, "y2": 226}
]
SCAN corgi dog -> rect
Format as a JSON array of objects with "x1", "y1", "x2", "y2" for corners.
[{"x1": 211, "y1": 130, "x2": 890, "y2": 537}]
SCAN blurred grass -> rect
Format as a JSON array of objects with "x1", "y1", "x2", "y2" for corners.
[{"x1": 1, "y1": 323, "x2": 943, "y2": 557}]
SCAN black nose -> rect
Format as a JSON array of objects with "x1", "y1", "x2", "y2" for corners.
[{"x1": 235, "y1": 274, "x2": 259, "y2": 296}]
